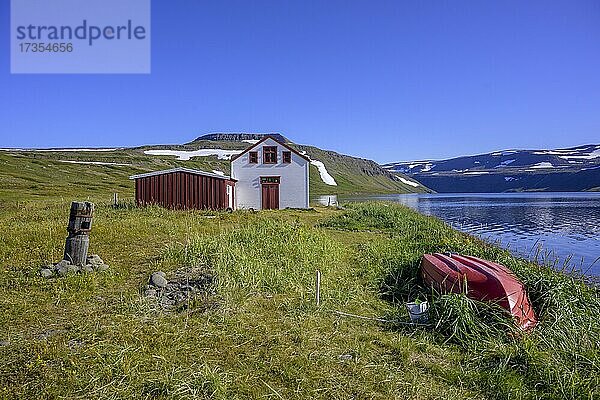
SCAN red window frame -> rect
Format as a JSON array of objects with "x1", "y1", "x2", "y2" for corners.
[
  {"x1": 283, "y1": 151, "x2": 291, "y2": 163},
  {"x1": 263, "y1": 146, "x2": 277, "y2": 164},
  {"x1": 249, "y1": 151, "x2": 258, "y2": 164}
]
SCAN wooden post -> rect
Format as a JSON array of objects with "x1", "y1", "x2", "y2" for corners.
[
  {"x1": 315, "y1": 270, "x2": 321, "y2": 306},
  {"x1": 63, "y1": 202, "x2": 94, "y2": 266},
  {"x1": 113, "y1": 193, "x2": 118, "y2": 207}
]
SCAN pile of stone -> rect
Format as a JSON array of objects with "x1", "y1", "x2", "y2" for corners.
[
  {"x1": 40, "y1": 254, "x2": 109, "y2": 278},
  {"x1": 143, "y1": 268, "x2": 215, "y2": 310}
]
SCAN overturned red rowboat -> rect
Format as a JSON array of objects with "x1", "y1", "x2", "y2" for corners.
[{"x1": 421, "y1": 253, "x2": 538, "y2": 331}]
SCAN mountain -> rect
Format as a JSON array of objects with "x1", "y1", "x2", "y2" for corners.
[
  {"x1": 184, "y1": 133, "x2": 428, "y2": 194},
  {"x1": 384, "y1": 144, "x2": 600, "y2": 192},
  {"x1": 0, "y1": 133, "x2": 428, "y2": 201},
  {"x1": 194, "y1": 132, "x2": 290, "y2": 143}
]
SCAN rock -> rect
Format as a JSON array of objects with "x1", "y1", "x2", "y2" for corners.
[
  {"x1": 0, "y1": 340, "x2": 9, "y2": 346},
  {"x1": 57, "y1": 264, "x2": 78, "y2": 276},
  {"x1": 160, "y1": 298, "x2": 176, "y2": 307},
  {"x1": 80, "y1": 265, "x2": 94, "y2": 273},
  {"x1": 338, "y1": 354, "x2": 354, "y2": 361},
  {"x1": 96, "y1": 263, "x2": 109, "y2": 272},
  {"x1": 55, "y1": 259, "x2": 71, "y2": 269},
  {"x1": 87, "y1": 254, "x2": 104, "y2": 265},
  {"x1": 150, "y1": 272, "x2": 168, "y2": 287},
  {"x1": 40, "y1": 268, "x2": 53, "y2": 278}
]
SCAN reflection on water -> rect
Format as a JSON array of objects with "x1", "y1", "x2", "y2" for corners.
[{"x1": 314, "y1": 193, "x2": 600, "y2": 276}]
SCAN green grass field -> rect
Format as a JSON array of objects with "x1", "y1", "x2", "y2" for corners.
[{"x1": 0, "y1": 156, "x2": 598, "y2": 399}]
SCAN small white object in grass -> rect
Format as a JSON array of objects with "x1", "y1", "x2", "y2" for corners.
[
  {"x1": 397, "y1": 176, "x2": 419, "y2": 187},
  {"x1": 242, "y1": 139, "x2": 259, "y2": 144},
  {"x1": 406, "y1": 301, "x2": 429, "y2": 323},
  {"x1": 58, "y1": 160, "x2": 131, "y2": 166},
  {"x1": 212, "y1": 170, "x2": 225, "y2": 176},
  {"x1": 144, "y1": 149, "x2": 242, "y2": 160}
]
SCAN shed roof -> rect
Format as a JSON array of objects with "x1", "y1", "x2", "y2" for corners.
[{"x1": 129, "y1": 167, "x2": 235, "y2": 181}]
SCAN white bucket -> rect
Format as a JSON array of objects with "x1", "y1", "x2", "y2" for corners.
[{"x1": 406, "y1": 301, "x2": 429, "y2": 323}]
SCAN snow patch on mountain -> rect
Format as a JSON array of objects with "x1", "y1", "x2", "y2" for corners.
[
  {"x1": 310, "y1": 160, "x2": 337, "y2": 186},
  {"x1": 421, "y1": 163, "x2": 434, "y2": 172},
  {"x1": 491, "y1": 150, "x2": 518, "y2": 156},
  {"x1": 144, "y1": 149, "x2": 242, "y2": 160},
  {"x1": 530, "y1": 162, "x2": 555, "y2": 169},
  {"x1": 498, "y1": 159, "x2": 516, "y2": 167},
  {"x1": 397, "y1": 176, "x2": 420, "y2": 187},
  {"x1": 297, "y1": 151, "x2": 337, "y2": 186},
  {"x1": 559, "y1": 149, "x2": 600, "y2": 160}
]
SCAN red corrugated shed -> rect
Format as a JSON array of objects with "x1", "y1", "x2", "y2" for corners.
[{"x1": 129, "y1": 168, "x2": 236, "y2": 210}]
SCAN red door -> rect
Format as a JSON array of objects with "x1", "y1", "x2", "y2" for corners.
[{"x1": 261, "y1": 184, "x2": 279, "y2": 210}]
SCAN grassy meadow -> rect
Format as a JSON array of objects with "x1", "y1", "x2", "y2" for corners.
[{"x1": 0, "y1": 153, "x2": 598, "y2": 399}]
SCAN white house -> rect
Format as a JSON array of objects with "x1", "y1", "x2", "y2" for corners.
[{"x1": 231, "y1": 136, "x2": 310, "y2": 210}]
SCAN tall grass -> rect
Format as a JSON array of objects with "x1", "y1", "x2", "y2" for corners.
[
  {"x1": 321, "y1": 202, "x2": 600, "y2": 399},
  {"x1": 163, "y1": 219, "x2": 342, "y2": 300}
]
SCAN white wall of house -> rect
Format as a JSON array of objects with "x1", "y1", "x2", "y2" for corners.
[{"x1": 231, "y1": 137, "x2": 310, "y2": 209}]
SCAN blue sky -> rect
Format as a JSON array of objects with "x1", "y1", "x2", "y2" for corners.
[{"x1": 1, "y1": 1, "x2": 599, "y2": 163}]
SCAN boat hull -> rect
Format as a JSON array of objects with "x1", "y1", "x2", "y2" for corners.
[{"x1": 421, "y1": 253, "x2": 538, "y2": 331}]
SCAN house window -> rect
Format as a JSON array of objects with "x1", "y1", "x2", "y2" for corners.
[
  {"x1": 263, "y1": 146, "x2": 277, "y2": 164},
  {"x1": 249, "y1": 151, "x2": 258, "y2": 164},
  {"x1": 283, "y1": 151, "x2": 291, "y2": 163}
]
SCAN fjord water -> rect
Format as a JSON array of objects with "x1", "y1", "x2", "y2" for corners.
[{"x1": 315, "y1": 193, "x2": 600, "y2": 276}]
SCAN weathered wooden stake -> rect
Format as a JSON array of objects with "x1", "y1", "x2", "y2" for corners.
[
  {"x1": 113, "y1": 192, "x2": 118, "y2": 207},
  {"x1": 315, "y1": 270, "x2": 321, "y2": 306},
  {"x1": 63, "y1": 201, "x2": 94, "y2": 266}
]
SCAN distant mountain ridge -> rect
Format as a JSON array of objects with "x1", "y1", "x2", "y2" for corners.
[
  {"x1": 193, "y1": 132, "x2": 290, "y2": 143},
  {"x1": 384, "y1": 144, "x2": 600, "y2": 192}
]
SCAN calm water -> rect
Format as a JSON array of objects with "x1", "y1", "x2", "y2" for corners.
[{"x1": 314, "y1": 193, "x2": 600, "y2": 276}]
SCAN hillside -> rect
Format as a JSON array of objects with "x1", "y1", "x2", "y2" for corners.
[
  {"x1": 384, "y1": 144, "x2": 600, "y2": 192},
  {"x1": 0, "y1": 134, "x2": 427, "y2": 202}
]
